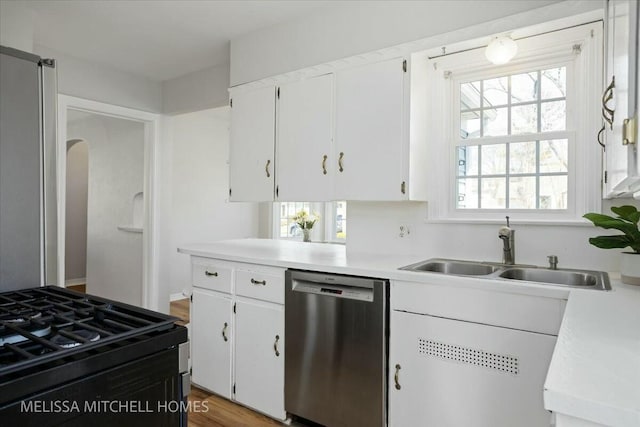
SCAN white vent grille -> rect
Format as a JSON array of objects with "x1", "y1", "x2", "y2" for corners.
[{"x1": 418, "y1": 339, "x2": 519, "y2": 375}]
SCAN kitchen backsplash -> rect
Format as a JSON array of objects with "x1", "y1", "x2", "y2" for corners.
[{"x1": 346, "y1": 199, "x2": 640, "y2": 272}]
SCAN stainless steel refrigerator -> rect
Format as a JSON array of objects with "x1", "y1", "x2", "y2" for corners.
[{"x1": 0, "y1": 45, "x2": 58, "y2": 291}]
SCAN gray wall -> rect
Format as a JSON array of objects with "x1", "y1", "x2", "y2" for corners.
[
  {"x1": 65, "y1": 140, "x2": 88, "y2": 282},
  {"x1": 162, "y1": 62, "x2": 230, "y2": 114}
]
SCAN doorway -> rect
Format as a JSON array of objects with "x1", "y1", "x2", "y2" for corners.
[{"x1": 58, "y1": 96, "x2": 160, "y2": 309}]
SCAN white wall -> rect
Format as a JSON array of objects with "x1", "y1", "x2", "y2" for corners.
[
  {"x1": 230, "y1": 0, "x2": 599, "y2": 85},
  {"x1": 158, "y1": 106, "x2": 259, "y2": 300},
  {"x1": 67, "y1": 113, "x2": 145, "y2": 305},
  {"x1": 34, "y1": 45, "x2": 163, "y2": 113},
  {"x1": 162, "y1": 62, "x2": 230, "y2": 115},
  {"x1": 346, "y1": 199, "x2": 640, "y2": 272},
  {"x1": 65, "y1": 140, "x2": 88, "y2": 282}
]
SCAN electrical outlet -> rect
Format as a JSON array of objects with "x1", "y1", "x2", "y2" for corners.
[{"x1": 399, "y1": 225, "x2": 411, "y2": 238}]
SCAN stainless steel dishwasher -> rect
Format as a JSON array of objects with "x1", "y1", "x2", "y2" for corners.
[{"x1": 285, "y1": 270, "x2": 389, "y2": 427}]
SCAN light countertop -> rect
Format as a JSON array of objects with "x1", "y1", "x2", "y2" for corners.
[{"x1": 178, "y1": 238, "x2": 640, "y2": 426}]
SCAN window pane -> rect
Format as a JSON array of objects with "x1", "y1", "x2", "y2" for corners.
[
  {"x1": 509, "y1": 176, "x2": 537, "y2": 209},
  {"x1": 461, "y1": 81, "x2": 481, "y2": 110},
  {"x1": 511, "y1": 104, "x2": 537, "y2": 134},
  {"x1": 482, "y1": 107, "x2": 508, "y2": 136},
  {"x1": 457, "y1": 178, "x2": 478, "y2": 209},
  {"x1": 509, "y1": 141, "x2": 537, "y2": 174},
  {"x1": 461, "y1": 110, "x2": 481, "y2": 139},
  {"x1": 481, "y1": 143, "x2": 506, "y2": 175},
  {"x1": 540, "y1": 139, "x2": 568, "y2": 172},
  {"x1": 511, "y1": 72, "x2": 538, "y2": 103},
  {"x1": 541, "y1": 67, "x2": 566, "y2": 99},
  {"x1": 483, "y1": 77, "x2": 508, "y2": 106},
  {"x1": 481, "y1": 178, "x2": 506, "y2": 209},
  {"x1": 457, "y1": 145, "x2": 479, "y2": 176},
  {"x1": 539, "y1": 175, "x2": 568, "y2": 209},
  {"x1": 541, "y1": 100, "x2": 566, "y2": 131},
  {"x1": 336, "y1": 201, "x2": 347, "y2": 239}
]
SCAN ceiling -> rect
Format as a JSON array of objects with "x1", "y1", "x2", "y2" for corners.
[{"x1": 19, "y1": 0, "x2": 346, "y2": 82}]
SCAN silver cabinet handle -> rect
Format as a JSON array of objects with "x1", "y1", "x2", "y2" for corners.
[
  {"x1": 265, "y1": 159, "x2": 271, "y2": 178},
  {"x1": 250, "y1": 278, "x2": 266, "y2": 286},
  {"x1": 394, "y1": 364, "x2": 401, "y2": 390},
  {"x1": 602, "y1": 76, "x2": 615, "y2": 129},
  {"x1": 322, "y1": 154, "x2": 328, "y2": 175},
  {"x1": 222, "y1": 322, "x2": 228, "y2": 342},
  {"x1": 205, "y1": 270, "x2": 218, "y2": 277},
  {"x1": 338, "y1": 152, "x2": 344, "y2": 172},
  {"x1": 273, "y1": 335, "x2": 280, "y2": 357}
]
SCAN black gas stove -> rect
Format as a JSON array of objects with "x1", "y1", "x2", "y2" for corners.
[{"x1": 0, "y1": 286, "x2": 189, "y2": 426}]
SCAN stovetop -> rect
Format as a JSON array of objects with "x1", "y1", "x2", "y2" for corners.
[{"x1": 0, "y1": 286, "x2": 179, "y2": 376}]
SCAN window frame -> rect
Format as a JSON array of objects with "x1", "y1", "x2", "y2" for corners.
[{"x1": 425, "y1": 23, "x2": 602, "y2": 223}]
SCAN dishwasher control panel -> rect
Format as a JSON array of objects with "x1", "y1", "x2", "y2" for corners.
[{"x1": 292, "y1": 282, "x2": 374, "y2": 302}]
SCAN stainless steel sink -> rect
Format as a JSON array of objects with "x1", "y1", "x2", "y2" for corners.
[
  {"x1": 399, "y1": 258, "x2": 611, "y2": 290},
  {"x1": 400, "y1": 259, "x2": 500, "y2": 276},
  {"x1": 499, "y1": 268, "x2": 610, "y2": 290}
]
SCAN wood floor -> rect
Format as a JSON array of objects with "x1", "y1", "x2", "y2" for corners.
[
  {"x1": 170, "y1": 298, "x2": 284, "y2": 426},
  {"x1": 67, "y1": 284, "x2": 86, "y2": 293}
]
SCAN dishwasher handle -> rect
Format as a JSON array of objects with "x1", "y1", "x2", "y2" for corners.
[{"x1": 291, "y1": 279, "x2": 375, "y2": 302}]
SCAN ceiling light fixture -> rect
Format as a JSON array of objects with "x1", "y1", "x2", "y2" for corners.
[{"x1": 485, "y1": 36, "x2": 518, "y2": 65}]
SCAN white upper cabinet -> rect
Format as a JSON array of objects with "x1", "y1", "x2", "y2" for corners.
[
  {"x1": 604, "y1": 0, "x2": 640, "y2": 197},
  {"x1": 229, "y1": 85, "x2": 276, "y2": 201},
  {"x1": 334, "y1": 58, "x2": 406, "y2": 200},
  {"x1": 276, "y1": 74, "x2": 334, "y2": 201}
]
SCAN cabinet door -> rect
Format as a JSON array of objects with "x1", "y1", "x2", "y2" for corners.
[
  {"x1": 335, "y1": 58, "x2": 406, "y2": 200},
  {"x1": 604, "y1": 0, "x2": 640, "y2": 196},
  {"x1": 277, "y1": 74, "x2": 334, "y2": 201},
  {"x1": 234, "y1": 299, "x2": 286, "y2": 420},
  {"x1": 191, "y1": 288, "x2": 233, "y2": 398},
  {"x1": 229, "y1": 86, "x2": 276, "y2": 201},
  {"x1": 388, "y1": 310, "x2": 556, "y2": 427}
]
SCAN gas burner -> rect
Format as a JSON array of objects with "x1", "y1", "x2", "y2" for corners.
[
  {"x1": 0, "y1": 310, "x2": 42, "y2": 323},
  {"x1": 50, "y1": 330, "x2": 101, "y2": 349},
  {"x1": 0, "y1": 325, "x2": 51, "y2": 346}
]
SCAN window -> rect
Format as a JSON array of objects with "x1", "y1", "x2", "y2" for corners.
[
  {"x1": 426, "y1": 23, "x2": 602, "y2": 222},
  {"x1": 457, "y1": 67, "x2": 569, "y2": 210},
  {"x1": 274, "y1": 201, "x2": 347, "y2": 241}
]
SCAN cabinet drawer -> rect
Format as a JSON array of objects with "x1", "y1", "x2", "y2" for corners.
[
  {"x1": 192, "y1": 258, "x2": 233, "y2": 293},
  {"x1": 236, "y1": 266, "x2": 285, "y2": 304}
]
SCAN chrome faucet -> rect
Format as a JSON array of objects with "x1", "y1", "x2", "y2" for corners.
[{"x1": 498, "y1": 216, "x2": 515, "y2": 265}]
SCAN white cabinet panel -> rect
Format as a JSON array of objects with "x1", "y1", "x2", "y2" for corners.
[
  {"x1": 604, "y1": 0, "x2": 640, "y2": 196},
  {"x1": 234, "y1": 299, "x2": 286, "y2": 420},
  {"x1": 389, "y1": 310, "x2": 556, "y2": 427},
  {"x1": 229, "y1": 86, "x2": 276, "y2": 201},
  {"x1": 276, "y1": 74, "x2": 334, "y2": 201},
  {"x1": 191, "y1": 288, "x2": 233, "y2": 398},
  {"x1": 191, "y1": 258, "x2": 233, "y2": 293},
  {"x1": 335, "y1": 58, "x2": 406, "y2": 200}
]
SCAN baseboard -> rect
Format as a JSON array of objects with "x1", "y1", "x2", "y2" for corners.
[
  {"x1": 65, "y1": 278, "x2": 86, "y2": 286},
  {"x1": 170, "y1": 292, "x2": 187, "y2": 302}
]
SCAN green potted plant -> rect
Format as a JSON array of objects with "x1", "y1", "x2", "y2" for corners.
[
  {"x1": 292, "y1": 210, "x2": 320, "y2": 243},
  {"x1": 584, "y1": 205, "x2": 640, "y2": 285}
]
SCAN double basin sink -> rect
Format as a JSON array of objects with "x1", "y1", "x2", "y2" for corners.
[{"x1": 399, "y1": 258, "x2": 611, "y2": 290}]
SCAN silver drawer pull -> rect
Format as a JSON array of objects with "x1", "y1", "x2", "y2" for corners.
[
  {"x1": 222, "y1": 322, "x2": 228, "y2": 342},
  {"x1": 205, "y1": 270, "x2": 218, "y2": 277},
  {"x1": 250, "y1": 278, "x2": 266, "y2": 286},
  {"x1": 274, "y1": 335, "x2": 280, "y2": 357},
  {"x1": 394, "y1": 364, "x2": 401, "y2": 390}
]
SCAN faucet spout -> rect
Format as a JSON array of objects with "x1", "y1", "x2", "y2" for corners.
[{"x1": 498, "y1": 216, "x2": 515, "y2": 265}]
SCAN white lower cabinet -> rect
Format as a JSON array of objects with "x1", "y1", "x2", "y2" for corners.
[
  {"x1": 190, "y1": 259, "x2": 287, "y2": 421},
  {"x1": 389, "y1": 310, "x2": 557, "y2": 427},
  {"x1": 234, "y1": 299, "x2": 285, "y2": 420},
  {"x1": 191, "y1": 288, "x2": 233, "y2": 399}
]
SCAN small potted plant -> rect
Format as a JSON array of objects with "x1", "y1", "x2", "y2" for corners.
[
  {"x1": 292, "y1": 210, "x2": 320, "y2": 242},
  {"x1": 584, "y1": 205, "x2": 640, "y2": 285}
]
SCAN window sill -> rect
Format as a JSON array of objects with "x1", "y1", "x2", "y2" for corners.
[{"x1": 423, "y1": 217, "x2": 593, "y2": 227}]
